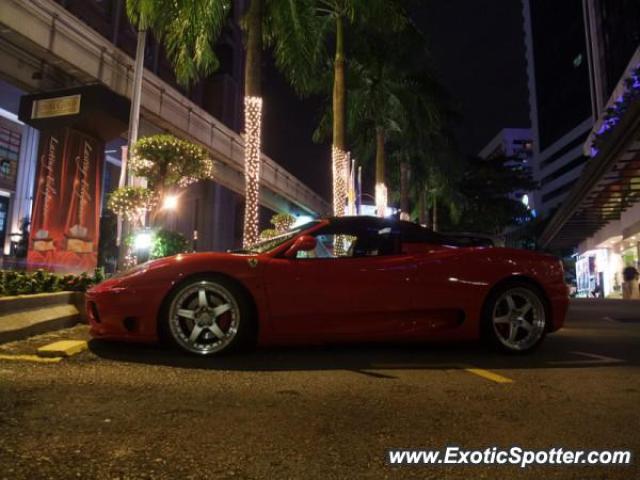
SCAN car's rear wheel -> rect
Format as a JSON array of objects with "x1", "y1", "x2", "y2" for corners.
[
  {"x1": 482, "y1": 282, "x2": 547, "y2": 353},
  {"x1": 162, "y1": 276, "x2": 255, "y2": 355}
]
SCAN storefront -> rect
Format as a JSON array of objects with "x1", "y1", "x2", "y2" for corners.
[
  {"x1": 540, "y1": 51, "x2": 640, "y2": 300},
  {"x1": 576, "y1": 246, "x2": 624, "y2": 298},
  {"x1": 17, "y1": 84, "x2": 129, "y2": 274},
  {"x1": 0, "y1": 79, "x2": 40, "y2": 263},
  {"x1": 574, "y1": 202, "x2": 640, "y2": 298}
]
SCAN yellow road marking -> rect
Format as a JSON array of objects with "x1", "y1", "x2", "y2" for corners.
[
  {"x1": 367, "y1": 363, "x2": 514, "y2": 384},
  {"x1": 462, "y1": 367, "x2": 513, "y2": 384},
  {"x1": 37, "y1": 340, "x2": 87, "y2": 358},
  {"x1": 0, "y1": 354, "x2": 62, "y2": 363}
]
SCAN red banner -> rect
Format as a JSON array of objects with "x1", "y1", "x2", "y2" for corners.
[{"x1": 27, "y1": 128, "x2": 104, "y2": 273}]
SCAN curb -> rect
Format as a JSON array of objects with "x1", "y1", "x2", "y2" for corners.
[
  {"x1": 37, "y1": 340, "x2": 88, "y2": 357},
  {"x1": 0, "y1": 292, "x2": 85, "y2": 344}
]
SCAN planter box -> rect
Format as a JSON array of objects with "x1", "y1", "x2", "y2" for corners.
[{"x1": 0, "y1": 291, "x2": 86, "y2": 344}]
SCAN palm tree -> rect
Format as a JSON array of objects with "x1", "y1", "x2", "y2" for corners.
[
  {"x1": 240, "y1": 0, "x2": 320, "y2": 247},
  {"x1": 313, "y1": 0, "x2": 406, "y2": 217},
  {"x1": 315, "y1": 23, "x2": 449, "y2": 221},
  {"x1": 408, "y1": 131, "x2": 463, "y2": 231},
  {"x1": 127, "y1": 1, "x2": 321, "y2": 248},
  {"x1": 126, "y1": 1, "x2": 231, "y2": 85},
  {"x1": 123, "y1": 1, "x2": 230, "y2": 267}
]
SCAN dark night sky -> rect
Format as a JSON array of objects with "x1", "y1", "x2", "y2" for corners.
[{"x1": 261, "y1": 0, "x2": 530, "y2": 202}]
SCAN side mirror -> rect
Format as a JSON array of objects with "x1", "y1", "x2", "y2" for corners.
[{"x1": 284, "y1": 235, "x2": 317, "y2": 259}]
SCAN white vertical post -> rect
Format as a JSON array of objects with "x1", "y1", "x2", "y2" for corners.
[
  {"x1": 120, "y1": 29, "x2": 147, "y2": 189},
  {"x1": 117, "y1": 29, "x2": 146, "y2": 262}
]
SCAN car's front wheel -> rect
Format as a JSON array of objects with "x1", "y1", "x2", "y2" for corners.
[
  {"x1": 161, "y1": 276, "x2": 255, "y2": 355},
  {"x1": 482, "y1": 282, "x2": 548, "y2": 353}
]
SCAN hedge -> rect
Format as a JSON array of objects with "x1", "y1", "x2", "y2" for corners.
[{"x1": 0, "y1": 269, "x2": 105, "y2": 297}]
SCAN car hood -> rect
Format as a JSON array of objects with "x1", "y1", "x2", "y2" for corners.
[{"x1": 89, "y1": 251, "x2": 256, "y2": 292}]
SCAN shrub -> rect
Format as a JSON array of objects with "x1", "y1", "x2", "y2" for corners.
[
  {"x1": 0, "y1": 268, "x2": 104, "y2": 297},
  {"x1": 150, "y1": 229, "x2": 189, "y2": 259},
  {"x1": 126, "y1": 229, "x2": 189, "y2": 259}
]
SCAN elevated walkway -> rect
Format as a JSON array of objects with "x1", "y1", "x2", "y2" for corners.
[{"x1": 0, "y1": 0, "x2": 330, "y2": 216}]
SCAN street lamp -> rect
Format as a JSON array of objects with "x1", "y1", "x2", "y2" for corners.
[
  {"x1": 162, "y1": 194, "x2": 179, "y2": 210},
  {"x1": 134, "y1": 231, "x2": 153, "y2": 251},
  {"x1": 133, "y1": 230, "x2": 153, "y2": 264}
]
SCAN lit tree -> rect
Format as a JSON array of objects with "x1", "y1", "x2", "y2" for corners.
[
  {"x1": 312, "y1": 0, "x2": 407, "y2": 218},
  {"x1": 314, "y1": 22, "x2": 450, "y2": 222},
  {"x1": 107, "y1": 134, "x2": 214, "y2": 225},
  {"x1": 270, "y1": 212, "x2": 296, "y2": 233},
  {"x1": 129, "y1": 0, "x2": 321, "y2": 248},
  {"x1": 259, "y1": 212, "x2": 295, "y2": 239},
  {"x1": 241, "y1": 0, "x2": 320, "y2": 247},
  {"x1": 129, "y1": 134, "x2": 214, "y2": 199},
  {"x1": 107, "y1": 187, "x2": 158, "y2": 228}
]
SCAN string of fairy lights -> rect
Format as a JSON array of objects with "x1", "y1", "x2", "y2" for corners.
[
  {"x1": 129, "y1": 135, "x2": 214, "y2": 188},
  {"x1": 112, "y1": 108, "x2": 380, "y2": 257},
  {"x1": 112, "y1": 135, "x2": 215, "y2": 268},
  {"x1": 243, "y1": 96, "x2": 263, "y2": 248},
  {"x1": 271, "y1": 213, "x2": 295, "y2": 233},
  {"x1": 107, "y1": 187, "x2": 157, "y2": 227},
  {"x1": 332, "y1": 145, "x2": 349, "y2": 217},
  {"x1": 332, "y1": 145, "x2": 350, "y2": 256},
  {"x1": 375, "y1": 182, "x2": 388, "y2": 218}
]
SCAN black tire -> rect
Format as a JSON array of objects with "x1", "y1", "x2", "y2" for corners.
[
  {"x1": 481, "y1": 281, "x2": 548, "y2": 354},
  {"x1": 159, "y1": 274, "x2": 257, "y2": 356}
]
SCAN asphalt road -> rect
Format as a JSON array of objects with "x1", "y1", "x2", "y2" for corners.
[{"x1": 1, "y1": 300, "x2": 639, "y2": 479}]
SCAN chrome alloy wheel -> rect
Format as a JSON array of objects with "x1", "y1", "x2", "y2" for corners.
[
  {"x1": 168, "y1": 281, "x2": 240, "y2": 355},
  {"x1": 491, "y1": 287, "x2": 546, "y2": 352}
]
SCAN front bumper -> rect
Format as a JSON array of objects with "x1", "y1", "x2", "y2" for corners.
[{"x1": 86, "y1": 280, "x2": 172, "y2": 343}]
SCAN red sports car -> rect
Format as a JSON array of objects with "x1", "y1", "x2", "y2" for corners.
[{"x1": 86, "y1": 217, "x2": 569, "y2": 356}]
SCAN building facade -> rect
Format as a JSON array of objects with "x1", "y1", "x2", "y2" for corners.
[
  {"x1": 0, "y1": 0, "x2": 328, "y2": 272},
  {"x1": 522, "y1": 0, "x2": 593, "y2": 218},
  {"x1": 537, "y1": 0, "x2": 640, "y2": 298},
  {"x1": 478, "y1": 128, "x2": 533, "y2": 161},
  {"x1": 478, "y1": 127, "x2": 534, "y2": 213}
]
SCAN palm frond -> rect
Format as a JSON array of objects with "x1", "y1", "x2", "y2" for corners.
[
  {"x1": 126, "y1": 0, "x2": 231, "y2": 86},
  {"x1": 264, "y1": 0, "x2": 330, "y2": 96}
]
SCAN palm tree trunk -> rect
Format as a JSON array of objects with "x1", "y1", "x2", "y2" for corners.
[
  {"x1": 331, "y1": 14, "x2": 348, "y2": 217},
  {"x1": 242, "y1": 0, "x2": 263, "y2": 248},
  {"x1": 419, "y1": 187, "x2": 428, "y2": 227},
  {"x1": 117, "y1": 28, "x2": 147, "y2": 270},
  {"x1": 374, "y1": 126, "x2": 386, "y2": 217},
  {"x1": 375, "y1": 127, "x2": 385, "y2": 185},
  {"x1": 333, "y1": 14, "x2": 346, "y2": 153},
  {"x1": 400, "y1": 161, "x2": 409, "y2": 220},
  {"x1": 432, "y1": 193, "x2": 438, "y2": 232}
]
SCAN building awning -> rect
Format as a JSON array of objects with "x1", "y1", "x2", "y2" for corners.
[
  {"x1": 539, "y1": 99, "x2": 640, "y2": 249},
  {"x1": 18, "y1": 84, "x2": 130, "y2": 141}
]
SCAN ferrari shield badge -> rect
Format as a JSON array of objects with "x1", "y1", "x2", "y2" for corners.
[{"x1": 248, "y1": 258, "x2": 259, "y2": 268}]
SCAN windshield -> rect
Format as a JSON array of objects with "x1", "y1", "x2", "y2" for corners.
[{"x1": 233, "y1": 221, "x2": 320, "y2": 254}]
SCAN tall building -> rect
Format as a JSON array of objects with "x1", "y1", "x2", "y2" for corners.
[
  {"x1": 478, "y1": 128, "x2": 533, "y2": 161},
  {"x1": 0, "y1": 0, "x2": 328, "y2": 272},
  {"x1": 478, "y1": 127, "x2": 534, "y2": 214},
  {"x1": 523, "y1": 0, "x2": 593, "y2": 218},
  {"x1": 537, "y1": 0, "x2": 640, "y2": 297}
]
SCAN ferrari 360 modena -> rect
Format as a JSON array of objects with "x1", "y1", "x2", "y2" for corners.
[{"x1": 86, "y1": 216, "x2": 569, "y2": 355}]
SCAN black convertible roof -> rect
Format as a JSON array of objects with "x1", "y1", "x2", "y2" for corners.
[{"x1": 323, "y1": 216, "x2": 494, "y2": 247}]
